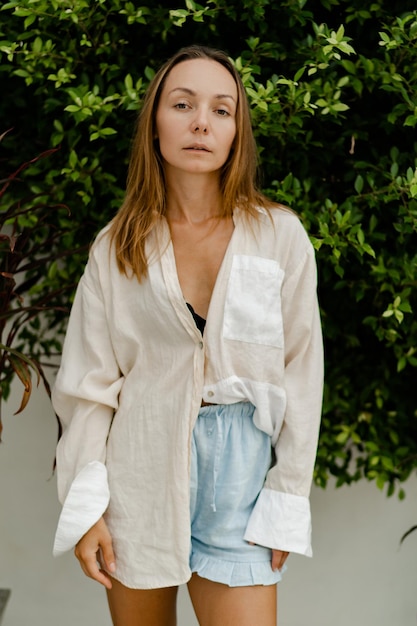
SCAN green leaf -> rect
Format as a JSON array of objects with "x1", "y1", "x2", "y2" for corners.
[
  {"x1": 356, "y1": 228, "x2": 365, "y2": 246},
  {"x1": 335, "y1": 428, "x2": 350, "y2": 444},
  {"x1": 376, "y1": 473, "x2": 387, "y2": 490},
  {"x1": 294, "y1": 66, "x2": 305, "y2": 81},
  {"x1": 397, "y1": 357, "x2": 407, "y2": 372},
  {"x1": 69, "y1": 150, "x2": 77, "y2": 168},
  {"x1": 99, "y1": 127, "x2": 117, "y2": 136},
  {"x1": 14, "y1": 8, "x2": 33, "y2": 16},
  {"x1": 332, "y1": 102, "x2": 349, "y2": 112},
  {"x1": 144, "y1": 66, "x2": 155, "y2": 81},
  {"x1": 33, "y1": 36, "x2": 42, "y2": 53},
  {"x1": 354, "y1": 175, "x2": 364, "y2": 194}
]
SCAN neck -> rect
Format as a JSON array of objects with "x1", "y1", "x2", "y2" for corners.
[{"x1": 165, "y1": 171, "x2": 223, "y2": 224}]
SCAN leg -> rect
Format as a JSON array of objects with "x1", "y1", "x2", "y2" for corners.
[
  {"x1": 187, "y1": 573, "x2": 277, "y2": 626},
  {"x1": 106, "y1": 576, "x2": 178, "y2": 626}
]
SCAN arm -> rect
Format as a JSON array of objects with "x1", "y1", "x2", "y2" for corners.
[
  {"x1": 52, "y1": 247, "x2": 124, "y2": 558},
  {"x1": 244, "y1": 244, "x2": 324, "y2": 557}
]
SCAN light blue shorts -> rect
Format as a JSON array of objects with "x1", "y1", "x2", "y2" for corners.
[{"x1": 189, "y1": 402, "x2": 284, "y2": 587}]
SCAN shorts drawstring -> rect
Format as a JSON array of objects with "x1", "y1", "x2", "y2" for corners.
[{"x1": 211, "y1": 408, "x2": 224, "y2": 512}]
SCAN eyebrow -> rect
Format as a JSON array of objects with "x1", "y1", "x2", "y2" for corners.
[{"x1": 168, "y1": 87, "x2": 236, "y2": 102}]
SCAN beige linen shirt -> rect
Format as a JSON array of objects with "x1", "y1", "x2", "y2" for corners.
[{"x1": 52, "y1": 207, "x2": 324, "y2": 589}]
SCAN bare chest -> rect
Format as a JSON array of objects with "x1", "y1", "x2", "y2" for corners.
[{"x1": 169, "y1": 218, "x2": 234, "y2": 319}]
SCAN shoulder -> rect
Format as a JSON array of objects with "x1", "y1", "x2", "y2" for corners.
[
  {"x1": 89, "y1": 223, "x2": 113, "y2": 257},
  {"x1": 87, "y1": 223, "x2": 123, "y2": 275},
  {"x1": 248, "y1": 205, "x2": 312, "y2": 249},
  {"x1": 80, "y1": 224, "x2": 118, "y2": 293},
  {"x1": 235, "y1": 205, "x2": 316, "y2": 277},
  {"x1": 265, "y1": 204, "x2": 305, "y2": 229}
]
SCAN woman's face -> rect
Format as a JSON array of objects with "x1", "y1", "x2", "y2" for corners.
[{"x1": 155, "y1": 58, "x2": 238, "y2": 180}]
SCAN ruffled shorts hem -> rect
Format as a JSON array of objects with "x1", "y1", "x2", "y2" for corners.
[{"x1": 190, "y1": 551, "x2": 285, "y2": 587}]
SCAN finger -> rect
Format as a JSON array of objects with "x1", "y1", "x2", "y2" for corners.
[
  {"x1": 75, "y1": 546, "x2": 113, "y2": 590},
  {"x1": 99, "y1": 532, "x2": 116, "y2": 575},
  {"x1": 96, "y1": 566, "x2": 114, "y2": 590},
  {"x1": 279, "y1": 551, "x2": 289, "y2": 569},
  {"x1": 81, "y1": 554, "x2": 113, "y2": 590},
  {"x1": 271, "y1": 550, "x2": 289, "y2": 572}
]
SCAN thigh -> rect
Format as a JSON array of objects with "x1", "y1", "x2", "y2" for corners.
[
  {"x1": 106, "y1": 576, "x2": 178, "y2": 626},
  {"x1": 187, "y1": 573, "x2": 277, "y2": 626}
]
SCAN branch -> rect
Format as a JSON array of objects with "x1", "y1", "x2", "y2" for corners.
[{"x1": 400, "y1": 525, "x2": 417, "y2": 545}]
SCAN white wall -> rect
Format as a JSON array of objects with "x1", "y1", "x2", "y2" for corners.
[{"x1": 0, "y1": 382, "x2": 416, "y2": 626}]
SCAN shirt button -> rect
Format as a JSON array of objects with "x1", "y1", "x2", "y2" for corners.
[
  {"x1": 207, "y1": 390, "x2": 214, "y2": 398},
  {"x1": 199, "y1": 341, "x2": 204, "y2": 349}
]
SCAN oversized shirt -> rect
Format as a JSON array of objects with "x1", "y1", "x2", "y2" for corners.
[{"x1": 52, "y1": 206, "x2": 324, "y2": 590}]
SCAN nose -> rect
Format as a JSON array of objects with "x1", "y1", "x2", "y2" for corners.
[
  {"x1": 191, "y1": 108, "x2": 209, "y2": 134},
  {"x1": 193, "y1": 124, "x2": 208, "y2": 134}
]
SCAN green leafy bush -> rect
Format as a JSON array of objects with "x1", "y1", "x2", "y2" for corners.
[{"x1": 0, "y1": 0, "x2": 416, "y2": 496}]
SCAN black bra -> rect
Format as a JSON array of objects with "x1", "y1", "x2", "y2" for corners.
[{"x1": 186, "y1": 302, "x2": 206, "y2": 335}]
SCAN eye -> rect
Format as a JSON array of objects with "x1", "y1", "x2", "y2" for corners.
[
  {"x1": 215, "y1": 108, "x2": 230, "y2": 117},
  {"x1": 174, "y1": 102, "x2": 189, "y2": 110}
]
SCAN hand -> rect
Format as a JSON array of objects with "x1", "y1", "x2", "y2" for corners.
[
  {"x1": 74, "y1": 517, "x2": 116, "y2": 590},
  {"x1": 271, "y1": 549, "x2": 289, "y2": 572},
  {"x1": 248, "y1": 541, "x2": 289, "y2": 572}
]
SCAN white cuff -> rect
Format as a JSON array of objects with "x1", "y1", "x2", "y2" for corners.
[
  {"x1": 53, "y1": 461, "x2": 110, "y2": 557},
  {"x1": 244, "y1": 488, "x2": 313, "y2": 557}
]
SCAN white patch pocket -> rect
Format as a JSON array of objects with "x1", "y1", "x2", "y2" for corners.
[{"x1": 223, "y1": 255, "x2": 284, "y2": 347}]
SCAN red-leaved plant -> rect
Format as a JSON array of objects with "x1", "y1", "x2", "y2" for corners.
[{"x1": 0, "y1": 129, "x2": 84, "y2": 440}]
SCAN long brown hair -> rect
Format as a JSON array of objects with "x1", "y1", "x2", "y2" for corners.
[{"x1": 109, "y1": 44, "x2": 272, "y2": 280}]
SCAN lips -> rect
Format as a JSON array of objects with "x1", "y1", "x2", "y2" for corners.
[{"x1": 184, "y1": 143, "x2": 211, "y2": 152}]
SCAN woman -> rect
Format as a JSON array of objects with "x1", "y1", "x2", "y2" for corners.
[{"x1": 52, "y1": 45, "x2": 324, "y2": 626}]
